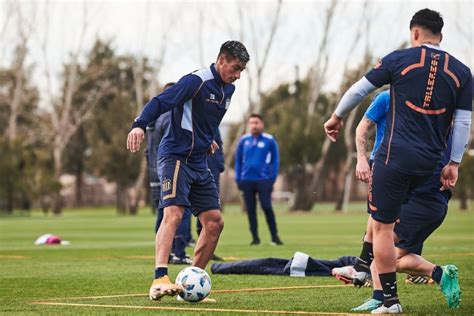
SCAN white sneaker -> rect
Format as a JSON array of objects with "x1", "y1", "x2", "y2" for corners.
[
  {"x1": 371, "y1": 303, "x2": 403, "y2": 314},
  {"x1": 332, "y1": 266, "x2": 357, "y2": 284}
]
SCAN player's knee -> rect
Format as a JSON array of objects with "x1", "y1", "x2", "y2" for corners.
[
  {"x1": 206, "y1": 217, "x2": 224, "y2": 236},
  {"x1": 163, "y1": 207, "x2": 184, "y2": 226}
]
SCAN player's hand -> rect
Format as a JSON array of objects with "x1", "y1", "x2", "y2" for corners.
[
  {"x1": 208, "y1": 141, "x2": 219, "y2": 155},
  {"x1": 440, "y1": 161, "x2": 459, "y2": 191},
  {"x1": 127, "y1": 127, "x2": 145, "y2": 153},
  {"x1": 324, "y1": 113, "x2": 344, "y2": 142},
  {"x1": 356, "y1": 157, "x2": 371, "y2": 183}
]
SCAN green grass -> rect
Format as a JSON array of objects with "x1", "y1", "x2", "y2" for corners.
[{"x1": 0, "y1": 202, "x2": 473, "y2": 315}]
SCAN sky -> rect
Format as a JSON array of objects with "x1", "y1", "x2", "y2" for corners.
[{"x1": 1, "y1": 0, "x2": 472, "y2": 123}]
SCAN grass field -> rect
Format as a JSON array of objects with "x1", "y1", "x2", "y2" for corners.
[{"x1": 1, "y1": 202, "x2": 473, "y2": 315}]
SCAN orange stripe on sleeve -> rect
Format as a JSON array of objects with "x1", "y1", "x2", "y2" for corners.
[{"x1": 401, "y1": 48, "x2": 426, "y2": 75}]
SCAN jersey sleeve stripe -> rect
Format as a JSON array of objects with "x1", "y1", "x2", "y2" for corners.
[
  {"x1": 401, "y1": 48, "x2": 426, "y2": 76},
  {"x1": 443, "y1": 54, "x2": 461, "y2": 88}
]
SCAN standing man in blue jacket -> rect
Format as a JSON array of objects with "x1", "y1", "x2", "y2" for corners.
[
  {"x1": 127, "y1": 41, "x2": 249, "y2": 301},
  {"x1": 235, "y1": 114, "x2": 283, "y2": 246}
]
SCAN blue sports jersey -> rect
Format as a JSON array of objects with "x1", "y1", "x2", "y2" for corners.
[
  {"x1": 235, "y1": 133, "x2": 279, "y2": 182},
  {"x1": 132, "y1": 64, "x2": 235, "y2": 169},
  {"x1": 365, "y1": 45, "x2": 472, "y2": 175},
  {"x1": 364, "y1": 90, "x2": 390, "y2": 160}
]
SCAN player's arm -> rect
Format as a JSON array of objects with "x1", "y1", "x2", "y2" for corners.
[
  {"x1": 127, "y1": 75, "x2": 201, "y2": 152},
  {"x1": 441, "y1": 73, "x2": 472, "y2": 190},
  {"x1": 324, "y1": 77, "x2": 378, "y2": 142},
  {"x1": 355, "y1": 117, "x2": 375, "y2": 183},
  {"x1": 270, "y1": 138, "x2": 280, "y2": 183},
  {"x1": 324, "y1": 53, "x2": 395, "y2": 142}
]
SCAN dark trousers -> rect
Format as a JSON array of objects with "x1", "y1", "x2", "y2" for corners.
[{"x1": 240, "y1": 180, "x2": 278, "y2": 240}]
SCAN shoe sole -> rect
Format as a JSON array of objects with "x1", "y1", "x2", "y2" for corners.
[
  {"x1": 333, "y1": 274, "x2": 353, "y2": 284},
  {"x1": 150, "y1": 288, "x2": 183, "y2": 301}
]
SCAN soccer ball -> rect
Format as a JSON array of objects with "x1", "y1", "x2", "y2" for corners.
[{"x1": 175, "y1": 266, "x2": 212, "y2": 302}]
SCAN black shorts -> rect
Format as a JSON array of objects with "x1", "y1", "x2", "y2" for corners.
[
  {"x1": 368, "y1": 160, "x2": 429, "y2": 224},
  {"x1": 394, "y1": 195, "x2": 447, "y2": 255},
  {"x1": 158, "y1": 157, "x2": 220, "y2": 215}
]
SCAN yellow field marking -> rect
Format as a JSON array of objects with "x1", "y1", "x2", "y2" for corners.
[
  {"x1": 33, "y1": 301, "x2": 366, "y2": 315},
  {"x1": 0, "y1": 255, "x2": 28, "y2": 259},
  {"x1": 426, "y1": 252, "x2": 474, "y2": 257},
  {"x1": 32, "y1": 284, "x2": 349, "y2": 302},
  {"x1": 212, "y1": 284, "x2": 350, "y2": 293}
]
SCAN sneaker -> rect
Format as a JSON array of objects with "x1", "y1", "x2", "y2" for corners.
[
  {"x1": 177, "y1": 295, "x2": 217, "y2": 303},
  {"x1": 440, "y1": 265, "x2": 461, "y2": 308},
  {"x1": 149, "y1": 275, "x2": 183, "y2": 301},
  {"x1": 332, "y1": 266, "x2": 357, "y2": 283},
  {"x1": 405, "y1": 274, "x2": 434, "y2": 285},
  {"x1": 187, "y1": 239, "x2": 196, "y2": 248},
  {"x1": 169, "y1": 255, "x2": 193, "y2": 265},
  {"x1": 353, "y1": 271, "x2": 370, "y2": 288},
  {"x1": 250, "y1": 238, "x2": 261, "y2": 246},
  {"x1": 371, "y1": 303, "x2": 403, "y2": 314},
  {"x1": 270, "y1": 236, "x2": 283, "y2": 246},
  {"x1": 351, "y1": 298, "x2": 382, "y2": 311},
  {"x1": 212, "y1": 254, "x2": 224, "y2": 261}
]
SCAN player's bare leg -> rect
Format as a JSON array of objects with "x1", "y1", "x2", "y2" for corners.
[
  {"x1": 396, "y1": 248, "x2": 461, "y2": 308},
  {"x1": 371, "y1": 220, "x2": 403, "y2": 314},
  {"x1": 193, "y1": 210, "x2": 224, "y2": 269},
  {"x1": 149, "y1": 205, "x2": 185, "y2": 301}
]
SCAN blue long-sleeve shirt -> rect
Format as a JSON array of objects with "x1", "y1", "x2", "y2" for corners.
[
  {"x1": 132, "y1": 64, "x2": 235, "y2": 169},
  {"x1": 235, "y1": 133, "x2": 279, "y2": 182}
]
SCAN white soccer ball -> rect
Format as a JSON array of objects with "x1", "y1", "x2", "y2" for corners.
[{"x1": 175, "y1": 266, "x2": 212, "y2": 302}]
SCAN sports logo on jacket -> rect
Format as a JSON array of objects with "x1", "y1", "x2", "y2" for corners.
[{"x1": 206, "y1": 93, "x2": 220, "y2": 104}]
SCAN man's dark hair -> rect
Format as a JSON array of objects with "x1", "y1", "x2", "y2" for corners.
[
  {"x1": 409, "y1": 9, "x2": 444, "y2": 34},
  {"x1": 218, "y1": 41, "x2": 250, "y2": 63},
  {"x1": 248, "y1": 113, "x2": 263, "y2": 122}
]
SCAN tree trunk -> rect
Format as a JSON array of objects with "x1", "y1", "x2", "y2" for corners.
[
  {"x1": 74, "y1": 163, "x2": 83, "y2": 207},
  {"x1": 52, "y1": 145, "x2": 63, "y2": 215},
  {"x1": 458, "y1": 186, "x2": 468, "y2": 211},
  {"x1": 335, "y1": 110, "x2": 357, "y2": 212},
  {"x1": 127, "y1": 156, "x2": 147, "y2": 215},
  {"x1": 289, "y1": 167, "x2": 314, "y2": 211},
  {"x1": 116, "y1": 183, "x2": 128, "y2": 214}
]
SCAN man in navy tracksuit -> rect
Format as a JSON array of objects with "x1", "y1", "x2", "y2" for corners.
[
  {"x1": 127, "y1": 41, "x2": 249, "y2": 301},
  {"x1": 235, "y1": 114, "x2": 283, "y2": 246},
  {"x1": 146, "y1": 82, "x2": 192, "y2": 265}
]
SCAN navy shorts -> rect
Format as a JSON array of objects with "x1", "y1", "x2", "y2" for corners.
[
  {"x1": 368, "y1": 160, "x2": 429, "y2": 224},
  {"x1": 394, "y1": 195, "x2": 447, "y2": 255},
  {"x1": 157, "y1": 157, "x2": 220, "y2": 215}
]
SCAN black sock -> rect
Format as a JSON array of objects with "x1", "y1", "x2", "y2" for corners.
[
  {"x1": 432, "y1": 265, "x2": 443, "y2": 284},
  {"x1": 354, "y1": 242, "x2": 373, "y2": 273},
  {"x1": 373, "y1": 289, "x2": 384, "y2": 302},
  {"x1": 154, "y1": 267, "x2": 168, "y2": 279},
  {"x1": 379, "y1": 272, "x2": 400, "y2": 307}
]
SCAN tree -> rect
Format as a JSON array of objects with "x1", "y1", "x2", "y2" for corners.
[{"x1": 84, "y1": 41, "x2": 147, "y2": 214}]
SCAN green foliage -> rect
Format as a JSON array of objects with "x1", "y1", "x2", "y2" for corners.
[
  {"x1": 260, "y1": 80, "x2": 328, "y2": 172},
  {"x1": 0, "y1": 138, "x2": 58, "y2": 213}
]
